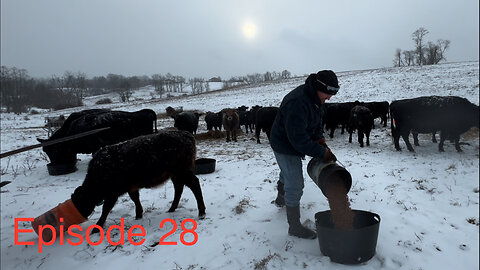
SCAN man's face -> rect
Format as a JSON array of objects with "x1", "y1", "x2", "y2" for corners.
[{"x1": 317, "y1": 91, "x2": 333, "y2": 104}]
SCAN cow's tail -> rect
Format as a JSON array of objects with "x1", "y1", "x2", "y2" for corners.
[{"x1": 154, "y1": 119, "x2": 158, "y2": 133}]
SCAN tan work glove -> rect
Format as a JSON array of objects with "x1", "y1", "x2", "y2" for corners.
[
  {"x1": 322, "y1": 148, "x2": 337, "y2": 163},
  {"x1": 318, "y1": 138, "x2": 327, "y2": 147}
]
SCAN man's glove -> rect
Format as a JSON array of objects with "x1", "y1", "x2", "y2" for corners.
[
  {"x1": 322, "y1": 148, "x2": 337, "y2": 163},
  {"x1": 318, "y1": 138, "x2": 328, "y2": 147}
]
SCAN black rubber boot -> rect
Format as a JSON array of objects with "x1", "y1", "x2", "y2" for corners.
[
  {"x1": 286, "y1": 206, "x2": 317, "y2": 239},
  {"x1": 274, "y1": 181, "x2": 285, "y2": 207}
]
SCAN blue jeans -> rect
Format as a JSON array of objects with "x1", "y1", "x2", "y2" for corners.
[{"x1": 273, "y1": 151, "x2": 304, "y2": 207}]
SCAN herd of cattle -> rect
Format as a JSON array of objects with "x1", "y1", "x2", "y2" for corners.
[
  {"x1": 168, "y1": 96, "x2": 478, "y2": 152},
  {"x1": 40, "y1": 95, "x2": 479, "y2": 167},
  {"x1": 29, "y1": 95, "x2": 478, "y2": 230}
]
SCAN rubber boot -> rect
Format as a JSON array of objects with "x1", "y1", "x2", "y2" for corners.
[
  {"x1": 31, "y1": 199, "x2": 87, "y2": 242},
  {"x1": 274, "y1": 181, "x2": 285, "y2": 207},
  {"x1": 286, "y1": 205, "x2": 317, "y2": 239}
]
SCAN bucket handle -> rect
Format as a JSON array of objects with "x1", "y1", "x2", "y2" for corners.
[{"x1": 373, "y1": 213, "x2": 381, "y2": 222}]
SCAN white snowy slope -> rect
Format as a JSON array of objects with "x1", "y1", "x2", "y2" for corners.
[{"x1": 1, "y1": 61, "x2": 478, "y2": 270}]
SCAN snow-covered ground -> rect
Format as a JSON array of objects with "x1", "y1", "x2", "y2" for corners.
[
  {"x1": 1, "y1": 61, "x2": 479, "y2": 270},
  {"x1": 81, "y1": 81, "x2": 226, "y2": 107}
]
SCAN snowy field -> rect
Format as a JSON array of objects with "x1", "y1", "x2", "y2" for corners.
[
  {"x1": 81, "y1": 81, "x2": 226, "y2": 108},
  {"x1": 1, "y1": 61, "x2": 479, "y2": 270}
]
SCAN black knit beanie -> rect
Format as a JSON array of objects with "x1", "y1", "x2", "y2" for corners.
[{"x1": 312, "y1": 70, "x2": 339, "y2": 95}]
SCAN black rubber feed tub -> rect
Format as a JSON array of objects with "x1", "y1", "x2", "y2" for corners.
[
  {"x1": 47, "y1": 162, "x2": 77, "y2": 176},
  {"x1": 315, "y1": 210, "x2": 380, "y2": 264},
  {"x1": 194, "y1": 158, "x2": 216, "y2": 175}
]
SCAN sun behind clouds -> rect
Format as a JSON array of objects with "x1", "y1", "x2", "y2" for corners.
[{"x1": 243, "y1": 23, "x2": 256, "y2": 39}]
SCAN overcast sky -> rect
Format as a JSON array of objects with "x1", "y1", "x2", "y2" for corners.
[{"x1": 1, "y1": 0, "x2": 478, "y2": 79}]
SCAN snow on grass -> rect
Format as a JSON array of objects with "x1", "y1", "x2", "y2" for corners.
[{"x1": 1, "y1": 61, "x2": 478, "y2": 270}]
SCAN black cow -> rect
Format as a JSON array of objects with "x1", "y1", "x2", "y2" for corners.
[
  {"x1": 238, "y1": 110, "x2": 253, "y2": 134},
  {"x1": 237, "y1": 105, "x2": 249, "y2": 112},
  {"x1": 348, "y1": 106, "x2": 374, "y2": 147},
  {"x1": 172, "y1": 112, "x2": 202, "y2": 134},
  {"x1": 363, "y1": 101, "x2": 389, "y2": 128},
  {"x1": 205, "y1": 111, "x2": 223, "y2": 131},
  {"x1": 52, "y1": 109, "x2": 111, "y2": 138},
  {"x1": 38, "y1": 109, "x2": 157, "y2": 165},
  {"x1": 324, "y1": 101, "x2": 360, "y2": 138},
  {"x1": 70, "y1": 131, "x2": 206, "y2": 232},
  {"x1": 255, "y1": 106, "x2": 279, "y2": 144},
  {"x1": 390, "y1": 96, "x2": 479, "y2": 152},
  {"x1": 249, "y1": 105, "x2": 262, "y2": 130},
  {"x1": 165, "y1": 106, "x2": 183, "y2": 116}
]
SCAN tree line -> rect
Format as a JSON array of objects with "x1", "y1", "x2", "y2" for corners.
[
  {"x1": 222, "y1": 70, "x2": 292, "y2": 89},
  {"x1": 0, "y1": 66, "x2": 292, "y2": 113},
  {"x1": 393, "y1": 27, "x2": 451, "y2": 67}
]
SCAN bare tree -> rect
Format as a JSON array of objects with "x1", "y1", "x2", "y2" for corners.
[
  {"x1": 74, "y1": 72, "x2": 88, "y2": 100},
  {"x1": 60, "y1": 71, "x2": 88, "y2": 102},
  {"x1": 264, "y1": 71, "x2": 272, "y2": 82},
  {"x1": 49, "y1": 75, "x2": 62, "y2": 90},
  {"x1": 437, "y1": 39, "x2": 451, "y2": 64},
  {"x1": 425, "y1": 42, "x2": 439, "y2": 65},
  {"x1": 164, "y1": 73, "x2": 174, "y2": 92},
  {"x1": 205, "y1": 81, "x2": 210, "y2": 92},
  {"x1": 393, "y1": 49, "x2": 403, "y2": 67},
  {"x1": 281, "y1": 70, "x2": 291, "y2": 79},
  {"x1": 1, "y1": 67, "x2": 31, "y2": 113},
  {"x1": 155, "y1": 85, "x2": 165, "y2": 98},
  {"x1": 222, "y1": 80, "x2": 232, "y2": 89},
  {"x1": 402, "y1": 50, "x2": 415, "y2": 66},
  {"x1": 189, "y1": 78, "x2": 205, "y2": 94},
  {"x1": 127, "y1": 76, "x2": 141, "y2": 90},
  {"x1": 151, "y1": 73, "x2": 165, "y2": 94},
  {"x1": 425, "y1": 39, "x2": 450, "y2": 65},
  {"x1": 272, "y1": 71, "x2": 279, "y2": 80},
  {"x1": 246, "y1": 73, "x2": 263, "y2": 84},
  {"x1": 106, "y1": 73, "x2": 124, "y2": 91},
  {"x1": 62, "y1": 71, "x2": 75, "y2": 91},
  {"x1": 197, "y1": 78, "x2": 205, "y2": 93},
  {"x1": 175, "y1": 76, "x2": 185, "y2": 92},
  {"x1": 412, "y1": 27, "x2": 429, "y2": 66},
  {"x1": 118, "y1": 79, "x2": 132, "y2": 102}
]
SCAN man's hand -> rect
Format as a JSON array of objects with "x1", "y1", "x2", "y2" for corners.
[
  {"x1": 318, "y1": 138, "x2": 327, "y2": 147},
  {"x1": 322, "y1": 148, "x2": 337, "y2": 163}
]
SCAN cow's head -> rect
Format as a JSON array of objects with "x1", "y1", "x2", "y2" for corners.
[
  {"x1": 223, "y1": 109, "x2": 236, "y2": 121},
  {"x1": 251, "y1": 105, "x2": 262, "y2": 112},
  {"x1": 237, "y1": 105, "x2": 249, "y2": 111},
  {"x1": 37, "y1": 138, "x2": 76, "y2": 164}
]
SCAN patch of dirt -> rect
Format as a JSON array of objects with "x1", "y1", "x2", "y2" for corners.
[
  {"x1": 462, "y1": 127, "x2": 479, "y2": 140},
  {"x1": 234, "y1": 197, "x2": 251, "y2": 214},
  {"x1": 195, "y1": 130, "x2": 225, "y2": 141},
  {"x1": 253, "y1": 253, "x2": 282, "y2": 270},
  {"x1": 466, "y1": 217, "x2": 479, "y2": 226}
]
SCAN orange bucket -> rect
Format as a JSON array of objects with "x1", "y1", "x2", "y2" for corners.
[{"x1": 31, "y1": 199, "x2": 87, "y2": 241}]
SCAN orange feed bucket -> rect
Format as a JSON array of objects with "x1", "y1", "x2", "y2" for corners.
[{"x1": 31, "y1": 199, "x2": 87, "y2": 241}]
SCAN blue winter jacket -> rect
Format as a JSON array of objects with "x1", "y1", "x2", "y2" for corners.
[{"x1": 269, "y1": 74, "x2": 327, "y2": 158}]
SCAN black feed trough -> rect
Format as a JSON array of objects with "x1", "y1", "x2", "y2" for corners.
[
  {"x1": 194, "y1": 158, "x2": 216, "y2": 175},
  {"x1": 315, "y1": 210, "x2": 380, "y2": 265},
  {"x1": 47, "y1": 162, "x2": 77, "y2": 176}
]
